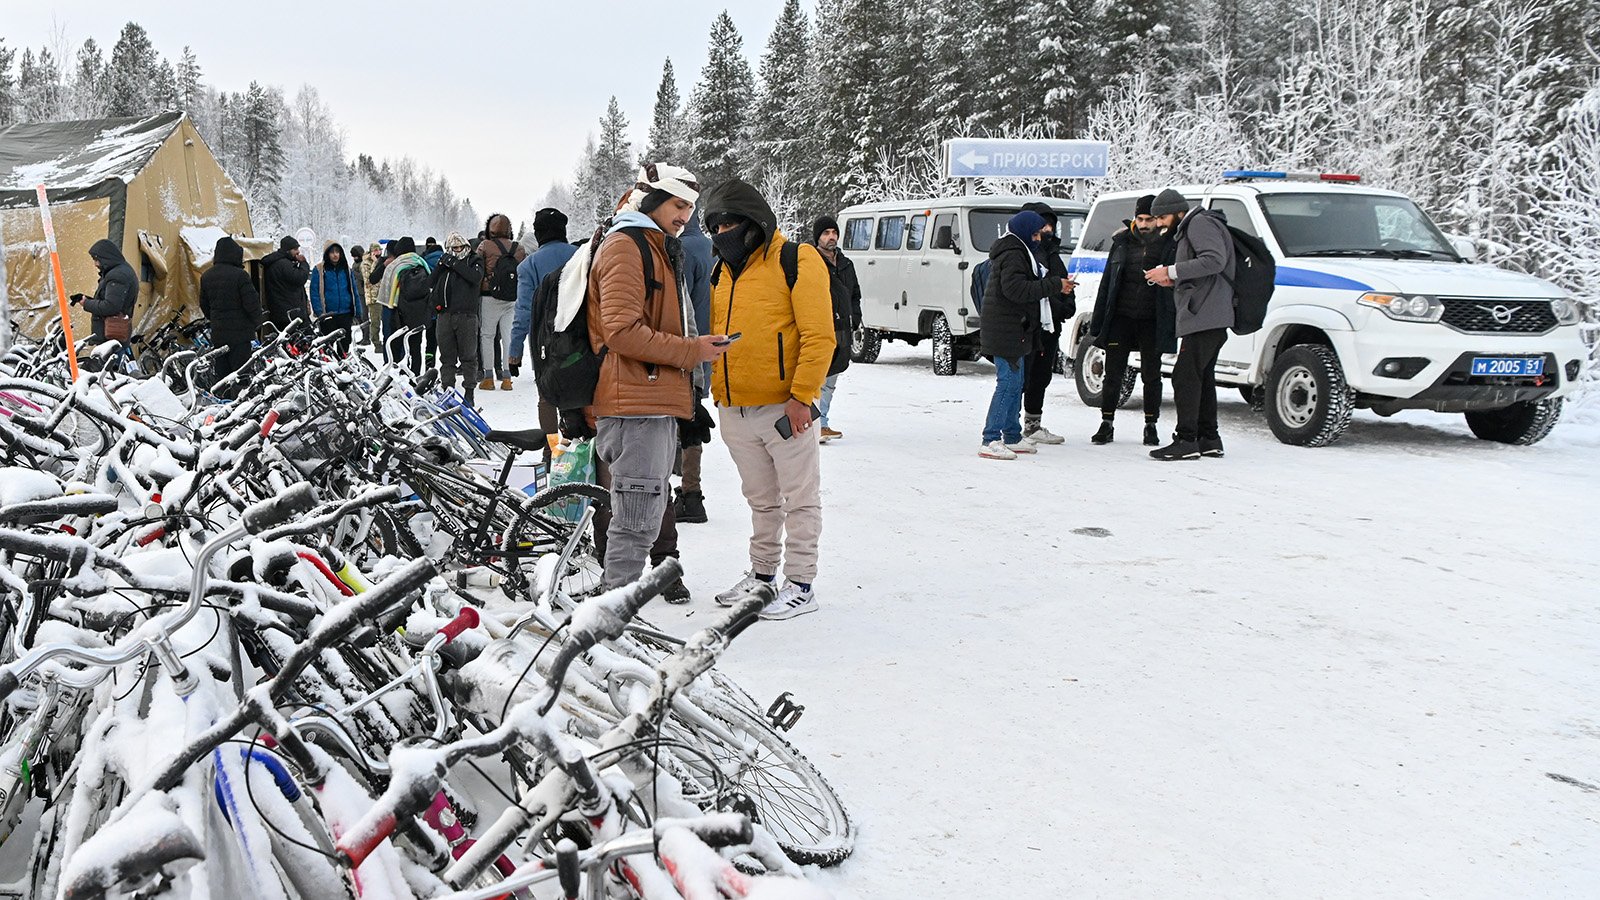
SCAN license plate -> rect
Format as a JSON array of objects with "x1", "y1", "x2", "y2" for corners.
[{"x1": 1470, "y1": 356, "x2": 1544, "y2": 377}]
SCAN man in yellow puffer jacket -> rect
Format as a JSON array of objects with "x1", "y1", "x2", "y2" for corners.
[{"x1": 701, "y1": 179, "x2": 836, "y2": 621}]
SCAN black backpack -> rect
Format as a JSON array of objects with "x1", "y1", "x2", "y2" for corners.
[
  {"x1": 970, "y1": 259, "x2": 993, "y2": 312},
  {"x1": 1192, "y1": 209, "x2": 1275, "y2": 336},
  {"x1": 396, "y1": 264, "x2": 433, "y2": 328},
  {"x1": 486, "y1": 238, "x2": 519, "y2": 302},
  {"x1": 533, "y1": 230, "x2": 659, "y2": 411},
  {"x1": 709, "y1": 241, "x2": 798, "y2": 290}
]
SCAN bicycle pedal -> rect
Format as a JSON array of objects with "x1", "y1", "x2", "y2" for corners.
[
  {"x1": 725, "y1": 791, "x2": 762, "y2": 825},
  {"x1": 765, "y1": 692, "x2": 804, "y2": 732}
]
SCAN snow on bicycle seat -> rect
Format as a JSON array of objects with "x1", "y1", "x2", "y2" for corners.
[{"x1": 486, "y1": 428, "x2": 549, "y2": 453}]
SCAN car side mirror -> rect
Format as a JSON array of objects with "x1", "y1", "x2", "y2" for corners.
[{"x1": 1446, "y1": 234, "x2": 1476, "y2": 261}]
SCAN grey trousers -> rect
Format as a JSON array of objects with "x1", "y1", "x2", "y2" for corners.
[
  {"x1": 436, "y1": 311, "x2": 480, "y2": 391},
  {"x1": 594, "y1": 416, "x2": 678, "y2": 590}
]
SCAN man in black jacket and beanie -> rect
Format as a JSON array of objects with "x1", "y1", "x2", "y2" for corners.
[
  {"x1": 1019, "y1": 202, "x2": 1076, "y2": 445},
  {"x1": 810, "y1": 215, "x2": 861, "y2": 442},
  {"x1": 431, "y1": 232, "x2": 485, "y2": 406},
  {"x1": 979, "y1": 210, "x2": 1068, "y2": 459},
  {"x1": 199, "y1": 236, "x2": 263, "y2": 382},
  {"x1": 260, "y1": 235, "x2": 310, "y2": 332},
  {"x1": 74, "y1": 239, "x2": 138, "y2": 342},
  {"x1": 1088, "y1": 194, "x2": 1177, "y2": 446}
]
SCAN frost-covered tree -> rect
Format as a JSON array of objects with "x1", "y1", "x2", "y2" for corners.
[
  {"x1": 17, "y1": 48, "x2": 67, "y2": 123},
  {"x1": 238, "y1": 82, "x2": 286, "y2": 228},
  {"x1": 688, "y1": 11, "x2": 755, "y2": 188},
  {"x1": 176, "y1": 47, "x2": 202, "y2": 112},
  {"x1": 1034, "y1": 0, "x2": 1095, "y2": 136},
  {"x1": 70, "y1": 38, "x2": 107, "y2": 119},
  {"x1": 0, "y1": 40, "x2": 18, "y2": 126},
  {"x1": 151, "y1": 59, "x2": 179, "y2": 112},
  {"x1": 643, "y1": 59, "x2": 686, "y2": 164},
  {"x1": 106, "y1": 22, "x2": 159, "y2": 116},
  {"x1": 750, "y1": 0, "x2": 811, "y2": 182},
  {"x1": 586, "y1": 97, "x2": 636, "y2": 224}
]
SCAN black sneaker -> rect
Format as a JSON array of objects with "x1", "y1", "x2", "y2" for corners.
[
  {"x1": 662, "y1": 578, "x2": 691, "y2": 604},
  {"x1": 1090, "y1": 421, "x2": 1114, "y2": 445},
  {"x1": 1149, "y1": 439, "x2": 1201, "y2": 461},
  {"x1": 1143, "y1": 424, "x2": 1160, "y2": 446},
  {"x1": 674, "y1": 489, "x2": 708, "y2": 524},
  {"x1": 1199, "y1": 435, "x2": 1225, "y2": 458}
]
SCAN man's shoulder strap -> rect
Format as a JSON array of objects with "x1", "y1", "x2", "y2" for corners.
[
  {"x1": 619, "y1": 227, "x2": 660, "y2": 299},
  {"x1": 780, "y1": 240, "x2": 799, "y2": 290}
]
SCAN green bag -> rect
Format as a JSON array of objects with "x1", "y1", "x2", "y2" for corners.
[{"x1": 547, "y1": 437, "x2": 596, "y2": 522}]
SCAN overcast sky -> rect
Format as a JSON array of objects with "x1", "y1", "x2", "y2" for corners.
[{"x1": 2, "y1": 0, "x2": 796, "y2": 224}]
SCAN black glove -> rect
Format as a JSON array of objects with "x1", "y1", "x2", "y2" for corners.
[
  {"x1": 69, "y1": 293, "x2": 85, "y2": 306},
  {"x1": 678, "y1": 400, "x2": 716, "y2": 449},
  {"x1": 558, "y1": 408, "x2": 596, "y2": 441}
]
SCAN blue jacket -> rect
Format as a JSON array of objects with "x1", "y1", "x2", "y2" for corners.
[
  {"x1": 424, "y1": 249, "x2": 444, "y2": 270},
  {"x1": 509, "y1": 240, "x2": 579, "y2": 361},
  {"x1": 308, "y1": 264, "x2": 359, "y2": 316},
  {"x1": 680, "y1": 218, "x2": 714, "y2": 395}
]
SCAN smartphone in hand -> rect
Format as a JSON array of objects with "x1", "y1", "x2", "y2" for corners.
[
  {"x1": 713, "y1": 332, "x2": 743, "y2": 347},
  {"x1": 774, "y1": 403, "x2": 823, "y2": 440}
]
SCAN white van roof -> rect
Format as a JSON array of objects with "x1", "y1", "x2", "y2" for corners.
[
  {"x1": 1093, "y1": 181, "x2": 1410, "y2": 202},
  {"x1": 837, "y1": 195, "x2": 1090, "y2": 216}
]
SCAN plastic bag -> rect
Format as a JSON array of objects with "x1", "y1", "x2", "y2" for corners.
[{"x1": 547, "y1": 437, "x2": 596, "y2": 522}]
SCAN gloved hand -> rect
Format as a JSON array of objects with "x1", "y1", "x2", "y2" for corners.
[
  {"x1": 69, "y1": 293, "x2": 85, "y2": 306},
  {"x1": 678, "y1": 400, "x2": 717, "y2": 449},
  {"x1": 558, "y1": 408, "x2": 596, "y2": 440}
]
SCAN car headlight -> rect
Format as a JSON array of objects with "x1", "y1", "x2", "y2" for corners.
[
  {"x1": 1550, "y1": 297, "x2": 1582, "y2": 325},
  {"x1": 1357, "y1": 292, "x2": 1443, "y2": 322}
]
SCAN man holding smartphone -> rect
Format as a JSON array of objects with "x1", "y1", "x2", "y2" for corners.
[{"x1": 701, "y1": 179, "x2": 836, "y2": 621}]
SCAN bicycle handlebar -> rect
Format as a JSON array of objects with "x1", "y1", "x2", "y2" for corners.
[
  {"x1": 240, "y1": 482, "x2": 316, "y2": 534},
  {"x1": 0, "y1": 493, "x2": 120, "y2": 523},
  {"x1": 436, "y1": 607, "x2": 479, "y2": 645},
  {"x1": 540, "y1": 558, "x2": 682, "y2": 714}
]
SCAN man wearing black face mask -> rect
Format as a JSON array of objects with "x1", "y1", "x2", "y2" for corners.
[{"x1": 1019, "y1": 202, "x2": 1076, "y2": 445}]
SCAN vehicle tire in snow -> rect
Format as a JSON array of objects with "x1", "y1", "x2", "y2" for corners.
[
  {"x1": 1073, "y1": 337, "x2": 1135, "y2": 409},
  {"x1": 1265, "y1": 344, "x2": 1354, "y2": 447},
  {"x1": 848, "y1": 328, "x2": 881, "y2": 364},
  {"x1": 1239, "y1": 384, "x2": 1265, "y2": 412},
  {"x1": 931, "y1": 314, "x2": 956, "y2": 376},
  {"x1": 1464, "y1": 397, "x2": 1562, "y2": 445}
]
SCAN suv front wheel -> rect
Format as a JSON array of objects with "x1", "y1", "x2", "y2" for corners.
[
  {"x1": 1465, "y1": 397, "x2": 1563, "y2": 445},
  {"x1": 1265, "y1": 344, "x2": 1354, "y2": 447}
]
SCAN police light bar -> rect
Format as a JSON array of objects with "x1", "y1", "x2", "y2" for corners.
[
  {"x1": 1222, "y1": 170, "x2": 1287, "y2": 180},
  {"x1": 1222, "y1": 169, "x2": 1362, "y2": 183}
]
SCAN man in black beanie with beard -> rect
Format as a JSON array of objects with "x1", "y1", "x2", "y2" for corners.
[
  {"x1": 810, "y1": 215, "x2": 861, "y2": 441},
  {"x1": 1088, "y1": 193, "x2": 1178, "y2": 446}
]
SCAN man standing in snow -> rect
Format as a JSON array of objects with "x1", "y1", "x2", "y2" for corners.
[
  {"x1": 431, "y1": 233, "x2": 485, "y2": 407},
  {"x1": 585, "y1": 164, "x2": 729, "y2": 594},
  {"x1": 509, "y1": 207, "x2": 580, "y2": 464},
  {"x1": 1144, "y1": 188, "x2": 1233, "y2": 461},
  {"x1": 703, "y1": 179, "x2": 835, "y2": 621},
  {"x1": 1019, "y1": 201, "x2": 1074, "y2": 445},
  {"x1": 809, "y1": 215, "x2": 861, "y2": 443},
  {"x1": 476, "y1": 213, "x2": 527, "y2": 393},
  {"x1": 260, "y1": 235, "x2": 311, "y2": 332}
]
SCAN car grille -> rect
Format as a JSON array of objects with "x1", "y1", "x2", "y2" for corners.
[{"x1": 1438, "y1": 298, "x2": 1557, "y2": 334}]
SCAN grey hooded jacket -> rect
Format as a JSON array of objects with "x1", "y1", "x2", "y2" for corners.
[{"x1": 1171, "y1": 208, "x2": 1236, "y2": 337}]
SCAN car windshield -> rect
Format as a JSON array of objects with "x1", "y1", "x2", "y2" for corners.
[
  {"x1": 969, "y1": 208, "x2": 1083, "y2": 254},
  {"x1": 1259, "y1": 192, "x2": 1460, "y2": 260}
]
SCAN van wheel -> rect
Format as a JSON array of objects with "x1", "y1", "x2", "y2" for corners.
[
  {"x1": 1464, "y1": 397, "x2": 1562, "y2": 445},
  {"x1": 1265, "y1": 344, "x2": 1353, "y2": 447},
  {"x1": 849, "y1": 328, "x2": 881, "y2": 364},
  {"x1": 1073, "y1": 337, "x2": 1135, "y2": 409},
  {"x1": 931, "y1": 314, "x2": 956, "y2": 376}
]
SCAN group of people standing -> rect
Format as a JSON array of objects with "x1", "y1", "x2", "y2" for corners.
[{"x1": 978, "y1": 189, "x2": 1236, "y2": 461}]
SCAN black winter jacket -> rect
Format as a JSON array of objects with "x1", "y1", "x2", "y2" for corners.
[
  {"x1": 1090, "y1": 225, "x2": 1178, "y2": 353},
  {"x1": 200, "y1": 237, "x2": 263, "y2": 340},
  {"x1": 430, "y1": 252, "x2": 486, "y2": 315},
  {"x1": 82, "y1": 239, "x2": 138, "y2": 340},
  {"x1": 819, "y1": 248, "x2": 862, "y2": 375},
  {"x1": 260, "y1": 249, "x2": 310, "y2": 325},
  {"x1": 979, "y1": 234, "x2": 1062, "y2": 362}
]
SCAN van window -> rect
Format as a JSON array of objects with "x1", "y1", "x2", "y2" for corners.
[
  {"x1": 1078, "y1": 197, "x2": 1138, "y2": 252},
  {"x1": 967, "y1": 209, "x2": 1017, "y2": 253},
  {"x1": 843, "y1": 217, "x2": 872, "y2": 251},
  {"x1": 907, "y1": 214, "x2": 927, "y2": 251},
  {"x1": 930, "y1": 213, "x2": 958, "y2": 250},
  {"x1": 1208, "y1": 198, "x2": 1259, "y2": 237},
  {"x1": 1055, "y1": 210, "x2": 1086, "y2": 252},
  {"x1": 875, "y1": 216, "x2": 906, "y2": 250}
]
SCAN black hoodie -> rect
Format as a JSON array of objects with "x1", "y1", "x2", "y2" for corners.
[
  {"x1": 82, "y1": 239, "x2": 138, "y2": 340},
  {"x1": 260, "y1": 242, "x2": 311, "y2": 326},
  {"x1": 200, "y1": 236, "x2": 263, "y2": 339},
  {"x1": 700, "y1": 179, "x2": 779, "y2": 278}
]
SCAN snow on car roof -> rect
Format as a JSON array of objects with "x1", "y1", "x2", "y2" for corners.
[
  {"x1": 1092, "y1": 181, "x2": 1410, "y2": 201},
  {"x1": 838, "y1": 195, "x2": 1090, "y2": 215},
  {"x1": 0, "y1": 112, "x2": 183, "y2": 192}
]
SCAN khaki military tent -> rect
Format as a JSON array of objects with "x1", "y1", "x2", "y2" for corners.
[{"x1": 0, "y1": 111, "x2": 264, "y2": 348}]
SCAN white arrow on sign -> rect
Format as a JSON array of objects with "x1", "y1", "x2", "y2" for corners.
[{"x1": 958, "y1": 150, "x2": 989, "y2": 170}]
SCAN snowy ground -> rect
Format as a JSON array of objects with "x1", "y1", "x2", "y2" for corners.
[{"x1": 475, "y1": 343, "x2": 1599, "y2": 899}]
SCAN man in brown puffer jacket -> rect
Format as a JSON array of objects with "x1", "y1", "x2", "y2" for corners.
[{"x1": 584, "y1": 163, "x2": 729, "y2": 592}]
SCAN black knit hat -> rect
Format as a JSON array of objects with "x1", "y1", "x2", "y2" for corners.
[
  {"x1": 812, "y1": 215, "x2": 840, "y2": 243},
  {"x1": 279, "y1": 235, "x2": 299, "y2": 251},
  {"x1": 533, "y1": 207, "x2": 569, "y2": 245},
  {"x1": 395, "y1": 236, "x2": 417, "y2": 256},
  {"x1": 1135, "y1": 194, "x2": 1157, "y2": 217}
]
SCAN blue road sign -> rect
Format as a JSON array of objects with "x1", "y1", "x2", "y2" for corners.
[{"x1": 944, "y1": 139, "x2": 1111, "y2": 179}]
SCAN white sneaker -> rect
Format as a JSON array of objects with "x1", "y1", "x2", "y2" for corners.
[
  {"x1": 979, "y1": 440, "x2": 1017, "y2": 460},
  {"x1": 1006, "y1": 437, "x2": 1038, "y2": 454},
  {"x1": 715, "y1": 571, "x2": 774, "y2": 607},
  {"x1": 1025, "y1": 425, "x2": 1066, "y2": 445},
  {"x1": 761, "y1": 581, "x2": 818, "y2": 620}
]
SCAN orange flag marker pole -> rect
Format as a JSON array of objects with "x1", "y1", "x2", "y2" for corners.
[{"x1": 36, "y1": 185, "x2": 81, "y2": 383}]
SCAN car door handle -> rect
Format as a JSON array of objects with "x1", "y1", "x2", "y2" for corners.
[
  {"x1": 920, "y1": 261, "x2": 930, "y2": 266},
  {"x1": 866, "y1": 260, "x2": 875, "y2": 266}
]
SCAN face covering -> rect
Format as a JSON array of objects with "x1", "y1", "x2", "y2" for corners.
[{"x1": 712, "y1": 223, "x2": 755, "y2": 273}]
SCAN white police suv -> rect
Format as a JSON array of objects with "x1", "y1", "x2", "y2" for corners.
[{"x1": 1065, "y1": 171, "x2": 1587, "y2": 446}]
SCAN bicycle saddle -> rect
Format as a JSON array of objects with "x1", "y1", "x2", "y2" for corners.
[{"x1": 486, "y1": 428, "x2": 548, "y2": 453}]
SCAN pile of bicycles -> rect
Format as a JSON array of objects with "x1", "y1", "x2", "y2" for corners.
[{"x1": 0, "y1": 319, "x2": 852, "y2": 898}]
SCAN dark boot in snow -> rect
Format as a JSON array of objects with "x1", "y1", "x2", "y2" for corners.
[
  {"x1": 1200, "y1": 434, "x2": 1225, "y2": 458},
  {"x1": 1091, "y1": 420, "x2": 1114, "y2": 445},
  {"x1": 1150, "y1": 439, "x2": 1201, "y2": 461},
  {"x1": 1143, "y1": 423, "x2": 1160, "y2": 446},
  {"x1": 662, "y1": 578, "x2": 691, "y2": 604},
  {"x1": 675, "y1": 489, "x2": 708, "y2": 524}
]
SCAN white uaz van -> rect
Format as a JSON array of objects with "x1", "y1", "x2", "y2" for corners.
[
  {"x1": 837, "y1": 195, "x2": 1088, "y2": 374},
  {"x1": 1064, "y1": 172, "x2": 1586, "y2": 446}
]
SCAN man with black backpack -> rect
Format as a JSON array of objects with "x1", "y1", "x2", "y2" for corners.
[
  {"x1": 1144, "y1": 189, "x2": 1233, "y2": 461},
  {"x1": 377, "y1": 236, "x2": 432, "y2": 375},
  {"x1": 476, "y1": 213, "x2": 527, "y2": 393},
  {"x1": 809, "y1": 215, "x2": 860, "y2": 442},
  {"x1": 431, "y1": 232, "x2": 485, "y2": 406}
]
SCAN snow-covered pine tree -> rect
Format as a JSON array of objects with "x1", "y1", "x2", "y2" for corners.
[
  {"x1": 0, "y1": 40, "x2": 17, "y2": 126},
  {"x1": 1034, "y1": 0, "x2": 1095, "y2": 137},
  {"x1": 589, "y1": 96, "x2": 636, "y2": 223},
  {"x1": 644, "y1": 59, "x2": 685, "y2": 165},
  {"x1": 176, "y1": 47, "x2": 202, "y2": 112},
  {"x1": 569, "y1": 134, "x2": 604, "y2": 236},
  {"x1": 239, "y1": 82, "x2": 286, "y2": 229},
  {"x1": 687, "y1": 11, "x2": 755, "y2": 189},
  {"x1": 106, "y1": 22, "x2": 159, "y2": 117},
  {"x1": 151, "y1": 59, "x2": 179, "y2": 112},
  {"x1": 963, "y1": 0, "x2": 1035, "y2": 134},
  {"x1": 71, "y1": 39, "x2": 107, "y2": 119},
  {"x1": 750, "y1": 0, "x2": 811, "y2": 184},
  {"x1": 17, "y1": 48, "x2": 68, "y2": 124}
]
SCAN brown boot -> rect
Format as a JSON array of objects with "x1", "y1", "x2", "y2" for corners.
[
  {"x1": 478, "y1": 377, "x2": 495, "y2": 391},
  {"x1": 500, "y1": 378, "x2": 513, "y2": 391}
]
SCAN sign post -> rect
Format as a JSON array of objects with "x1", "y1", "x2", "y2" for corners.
[
  {"x1": 943, "y1": 138, "x2": 1112, "y2": 181},
  {"x1": 35, "y1": 185, "x2": 80, "y2": 383}
]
